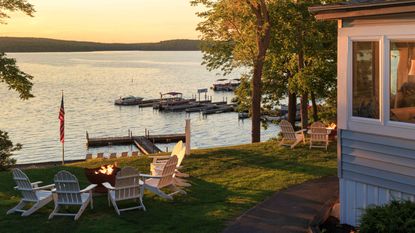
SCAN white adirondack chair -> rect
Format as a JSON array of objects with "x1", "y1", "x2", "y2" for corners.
[
  {"x1": 149, "y1": 141, "x2": 183, "y2": 169},
  {"x1": 49, "y1": 171, "x2": 97, "y2": 220},
  {"x1": 152, "y1": 147, "x2": 190, "y2": 187},
  {"x1": 102, "y1": 167, "x2": 146, "y2": 215},
  {"x1": 279, "y1": 120, "x2": 306, "y2": 149},
  {"x1": 141, "y1": 155, "x2": 186, "y2": 200},
  {"x1": 308, "y1": 121, "x2": 331, "y2": 150},
  {"x1": 7, "y1": 168, "x2": 55, "y2": 216}
]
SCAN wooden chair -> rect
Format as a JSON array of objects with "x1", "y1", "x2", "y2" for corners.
[
  {"x1": 7, "y1": 168, "x2": 55, "y2": 216},
  {"x1": 152, "y1": 147, "x2": 190, "y2": 187},
  {"x1": 86, "y1": 153, "x2": 93, "y2": 160},
  {"x1": 308, "y1": 121, "x2": 331, "y2": 150},
  {"x1": 102, "y1": 167, "x2": 145, "y2": 215},
  {"x1": 278, "y1": 120, "x2": 306, "y2": 149},
  {"x1": 131, "y1": 151, "x2": 139, "y2": 157},
  {"x1": 109, "y1": 153, "x2": 117, "y2": 159},
  {"x1": 49, "y1": 171, "x2": 97, "y2": 220},
  {"x1": 150, "y1": 141, "x2": 184, "y2": 172},
  {"x1": 97, "y1": 153, "x2": 104, "y2": 159},
  {"x1": 121, "y1": 152, "x2": 128, "y2": 157},
  {"x1": 140, "y1": 155, "x2": 186, "y2": 200}
]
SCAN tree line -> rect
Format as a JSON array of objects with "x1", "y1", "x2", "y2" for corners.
[{"x1": 0, "y1": 37, "x2": 201, "y2": 52}]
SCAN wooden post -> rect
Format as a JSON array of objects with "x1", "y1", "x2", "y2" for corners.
[{"x1": 185, "y1": 119, "x2": 191, "y2": 156}]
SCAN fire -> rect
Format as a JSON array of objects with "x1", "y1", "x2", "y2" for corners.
[
  {"x1": 327, "y1": 123, "x2": 337, "y2": 129},
  {"x1": 95, "y1": 164, "x2": 115, "y2": 175}
]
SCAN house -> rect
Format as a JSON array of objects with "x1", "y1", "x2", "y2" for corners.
[{"x1": 309, "y1": 0, "x2": 415, "y2": 227}]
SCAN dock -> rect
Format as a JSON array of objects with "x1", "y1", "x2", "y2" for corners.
[{"x1": 86, "y1": 132, "x2": 185, "y2": 155}]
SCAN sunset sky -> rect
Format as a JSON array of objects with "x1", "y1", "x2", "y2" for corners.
[{"x1": 1, "y1": 0, "x2": 201, "y2": 43}]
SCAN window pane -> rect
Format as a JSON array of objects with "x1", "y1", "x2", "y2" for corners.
[
  {"x1": 352, "y1": 41, "x2": 380, "y2": 119},
  {"x1": 390, "y1": 42, "x2": 415, "y2": 124}
]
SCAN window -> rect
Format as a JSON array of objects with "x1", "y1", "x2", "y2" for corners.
[
  {"x1": 352, "y1": 41, "x2": 380, "y2": 119},
  {"x1": 390, "y1": 42, "x2": 415, "y2": 124}
]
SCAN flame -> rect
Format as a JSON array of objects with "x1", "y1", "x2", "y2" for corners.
[
  {"x1": 94, "y1": 164, "x2": 115, "y2": 175},
  {"x1": 327, "y1": 123, "x2": 337, "y2": 130}
]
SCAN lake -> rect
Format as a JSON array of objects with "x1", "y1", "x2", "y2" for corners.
[{"x1": 0, "y1": 51, "x2": 279, "y2": 164}]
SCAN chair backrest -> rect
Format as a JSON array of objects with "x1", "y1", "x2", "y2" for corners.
[
  {"x1": 114, "y1": 167, "x2": 141, "y2": 200},
  {"x1": 170, "y1": 141, "x2": 183, "y2": 157},
  {"x1": 53, "y1": 171, "x2": 82, "y2": 205},
  {"x1": 158, "y1": 156, "x2": 178, "y2": 188},
  {"x1": 86, "y1": 153, "x2": 93, "y2": 160},
  {"x1": 310, "y1": 121, "x2": 328, "y2": 141},
  {"x1": 279, "y1": 120, "x2": 296, "y2": 140},
  {"x1": 110, "y1": 153, "x2": 117, "y2": 159},
  {"x1": 97, "y1": 153, "x2": 104, "y2": 159},
  {"x1": 12, "y1": 168, "x2": 38, "y2": 202},
  {"x1": 131, "y1": 151, "x2": 139, "y2": 157},
  {"x1": 121, "y1": 152, "x2": 128, "y2": 157},
  {"x1": 176, "y1": 147, "x2": 186, "y2": 168}
]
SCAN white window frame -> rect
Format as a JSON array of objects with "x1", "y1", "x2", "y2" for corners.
[{"x1": 338, "y1": 24, "x2": 415, "y2": 139}]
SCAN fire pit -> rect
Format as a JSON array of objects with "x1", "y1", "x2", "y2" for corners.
[{"x1": 84, "y1": 164, "x2": 120, "y2": 193}]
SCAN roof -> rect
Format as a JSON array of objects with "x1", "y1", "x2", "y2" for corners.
[{"x1": 309, "y1": 0, "x2": 415, "y2": 20}]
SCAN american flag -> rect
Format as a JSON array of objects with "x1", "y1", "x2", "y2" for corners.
[{"x1": 59, "y1": 93, "x2": 65, "y2": 143}]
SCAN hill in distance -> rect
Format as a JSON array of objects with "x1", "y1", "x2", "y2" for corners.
[{"x1": 0, "y1": 37, "x2": 201, "y2": 52}]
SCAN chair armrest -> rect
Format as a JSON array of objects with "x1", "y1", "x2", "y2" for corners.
[
  {"x1": 33, "y1": 184, "x2": 55, "y2": 191},
  {"x1": 31, "y1": 181, "x2": 43, "y2": 187},
  {"x1": 295, "y1": 129, "x2": 307, "y2": 134},
  {"x1": 140, "y1": 174, "x2": 162, "y2": 179},
  {"x1": 80, "y1": 184, "x2": 98, "y2": 193},
  {"x1": 148, "y1": 155, "x2": 170, "y2": 159},
  {"x1": 102, "y1": 182, "x2": 114, "y2": 190}
]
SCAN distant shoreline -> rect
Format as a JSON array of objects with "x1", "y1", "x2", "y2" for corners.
[{"x1": 0, "y1": 37, "x2": 201, "y2": 53}]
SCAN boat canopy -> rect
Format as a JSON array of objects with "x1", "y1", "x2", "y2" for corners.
[{"x1": 161, "y1": 92, "x2": 183, "y2": 97}]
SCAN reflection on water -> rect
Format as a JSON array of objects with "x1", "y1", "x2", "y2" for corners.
[{"x1": 0, "y1": 51, "x2": 279, "y2": 164}]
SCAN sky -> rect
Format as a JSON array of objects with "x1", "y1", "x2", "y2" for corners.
[{"x1": 0, "y1": 0, "x2": 202, "y2": 43}]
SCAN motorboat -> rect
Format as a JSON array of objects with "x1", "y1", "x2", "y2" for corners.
[{"x1": 114, "y1": 96, "x2": 144, "y2": 106}]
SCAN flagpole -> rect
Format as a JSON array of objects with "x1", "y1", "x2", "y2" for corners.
[{"x1": 61, "y1": 90, "x2": 65, "y2": 165}]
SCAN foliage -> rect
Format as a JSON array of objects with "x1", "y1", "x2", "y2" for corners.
[
  {"x1": 0, "y1": 130, "x2": 19, "y2": 170},
  {"x1": 360, "y1": 200, "x2": 415, "y2": 233},
  {"x1": 0, "y1": 0, "x2": 35, "y2": 168},
  {"x1": 0, "y1": 0, "x2": 34, "y2": 24},
  {"x1": 0, "y1": 52, "x2": 34, "y2": 99},
  {"x1": 0, "y1": 142, "x2": 337, "y2": 232}
]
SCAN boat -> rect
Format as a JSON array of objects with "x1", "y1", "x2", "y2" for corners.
[
  {"x1": 212, "y1": 79, "x2": 241, "y2": 91},
  {"x1": 114, "y1": 96, "x2": 144, "y2": 106},
  {"x1": 154, "y1": 92, "x2": 195, "y2": 111},
  {"x1": 238, "y1": 112, "x2": 249, "y2": 119}
]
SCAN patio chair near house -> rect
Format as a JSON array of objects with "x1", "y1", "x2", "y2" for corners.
[
  {"x1": 131, "y1": 151, "x2": 139, "y2": 157},
  {"x1": 121, "y1": 152, "x2": 128, "y2": 157},
  {"x1": 149, "y1": 141, "x2": 183, "y2": 167},
  {"x1": 278, "y1": 120, "x2": 306, "y2": 149},
  {"x1": 49, "y1": 171, "x2": 97, "y2": 220},
  {"x1": 140, "y1": 155, "x2": 186, "y2": 200},
  {"x1": 97, "y1": 152, "x2": 104, "y2": 159},
  {"x1": 102, "y1": 167, "x2": 145, "y2": 215},
  {"x1": 86, "y1": 153, "x2": 93, "y2": 160},
  {"x1": 109, "y1": 153, "x2": 117, "y2": 159},
  {"x1": 7, "y1": 168, "x2": 55, "y2": 216},
  {"x1": 308, "y1": 121, "x2": 331, "y2": 150}
]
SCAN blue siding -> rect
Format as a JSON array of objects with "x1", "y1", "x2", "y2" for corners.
[{"x1": 340, "y1": 130, "x2": 415, "y2": 226}]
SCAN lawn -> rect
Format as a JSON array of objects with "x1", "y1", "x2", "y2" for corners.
[{"x1": 0, "y1": 141, "x2": 337, "y2": 233}]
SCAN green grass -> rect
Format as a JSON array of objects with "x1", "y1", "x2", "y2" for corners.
[{"x1": 0, "y1": 141, "x2": 337, "y2": 233}]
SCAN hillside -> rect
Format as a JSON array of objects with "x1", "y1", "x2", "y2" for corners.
[{"x1": 0, "y1": 37, "x2": 201, "y2": 52}]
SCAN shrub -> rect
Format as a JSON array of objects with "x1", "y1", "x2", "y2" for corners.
[
  {"x1": 0, "y1": 130, "x2": 19, "y2": 170},
  {"x1": 359, "y1": 200, "x2": 415, "y2": 233}
]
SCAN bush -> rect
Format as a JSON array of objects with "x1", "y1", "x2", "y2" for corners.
[
  {"x1": 359, "y1": 200, "x2": 415, "y2": 233},
  {"x1": 0, "y1": 130, "x2": 19, "y2": 170}
]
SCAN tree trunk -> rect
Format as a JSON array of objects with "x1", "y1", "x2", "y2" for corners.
[
  {"x1": 300, "y1": 93, "x2": 308, "y2": 129},
  {"x1": 311, "y1": 92, "x2": 318, "y2": 122},
  {"x1": 247, "y1": 0, "x2": 271, "y2": 143},
  {"x1": 287, "y1": 92, "x2": 297, "y2": 127},
  {"x1": 298, "y1": 50, "x2": 308, "y2": 129},
  {"x1": 251, "y1": 62, "x2": 263, "y2": 143}
]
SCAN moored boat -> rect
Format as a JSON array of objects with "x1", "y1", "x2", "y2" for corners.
[{"x1": 114, "y1": 96, "x2": 144, "y2": 106}]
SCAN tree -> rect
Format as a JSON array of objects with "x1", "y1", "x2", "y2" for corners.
[
  {"x1": 192, "y1": 0, "x2": 272, "y2": 143},
  {"x1": 234, "y1": 0, "x2": 338, "y2": 129},
  {"x1": 0, "y1": 0, "x2": 35, "y2": 168}
]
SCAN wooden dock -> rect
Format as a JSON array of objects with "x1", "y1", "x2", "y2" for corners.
[{"x1": 86, "y1": 132, "x2": 185, "y2": 155}]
